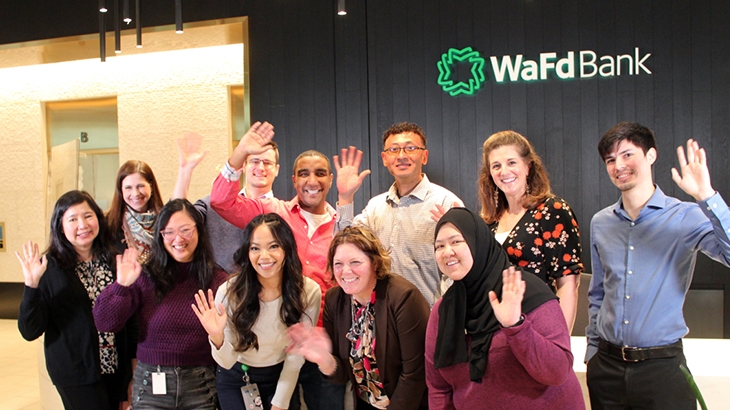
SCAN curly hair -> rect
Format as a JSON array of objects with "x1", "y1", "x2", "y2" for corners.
[
  {"x1": 478, "y1": 130, "x2": 552, "y2": 224},
  {"x1": 327, "y1": 225, "x2": 391, "y2": 282},
  {"x1": 106, "y1": 160, "x2": 164, "y2": 237},
  {"x1": 228, "y1": 213, "x2": 306, "y2": 351},
  {"x1": 46, "y1": 190, "x2": 115, "y2": 272},
  {"x1": 145, "y1": 199, "x2": 216, "y2": 301}
]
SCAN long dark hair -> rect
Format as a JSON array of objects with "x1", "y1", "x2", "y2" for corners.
[
  {"x1": 145, "y1": 199, "x2": 215, "y2": 301},
  {"x1": 228, "y1": 213, "x2": 306, "y2": 351},
  {"x1": 47, "y1": 190, "x2": 115, "y2": 272},
  {"x1": 106, "y1": 160, "x2": 164, "y2": 236}
]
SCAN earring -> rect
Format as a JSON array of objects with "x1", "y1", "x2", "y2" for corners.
[
  {"x1": 493, "y1": 187, "x2": 500, "y2": 207},
  {"x1": 525, "y1": 184, "x2": 531, "y2": 195}
]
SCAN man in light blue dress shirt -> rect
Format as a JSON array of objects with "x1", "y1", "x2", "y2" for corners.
[{"x1": 585, "y1": 121, "x2": 730, "y2": 409}]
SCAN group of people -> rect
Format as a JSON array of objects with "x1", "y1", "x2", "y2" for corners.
[{"x1": 15, "y1": 118, "x2": 728, "y2": 410}]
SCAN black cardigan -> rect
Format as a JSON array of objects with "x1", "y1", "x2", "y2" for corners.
[{"x1": 18, "y1": 255, "x2": 133, "y2": 389}]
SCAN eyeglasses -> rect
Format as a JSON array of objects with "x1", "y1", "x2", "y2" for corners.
[
  {"x1": 382, "y1": 145, "x2": 426, "y2": 156},
  {"x1": 246, "y1": 158, "x2": 277, "y2": 168},
  {"x1": 160, "y1": 225, "x2": 197, "y2": 240}
]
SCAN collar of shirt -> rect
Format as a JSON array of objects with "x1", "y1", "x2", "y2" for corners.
[
  {"x1": 386, "y1": 173, "x2": 431, "y2": 204},
  {"x1": 239, "y1": 188, "x2": 274, "y2": 199},
  {"x1": 288, "y1": 197, "x2": 337, "y2": 218},
  {"x1": 613, "y1": 184, "x2": 667, "y2": 221}
]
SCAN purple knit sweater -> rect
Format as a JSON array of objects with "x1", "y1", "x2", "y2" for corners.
[
  {"x1": 93, "y1": 262, "x2": 227, "y2": 367},
  {"x1": 425, "y1": 299, "x2": 585, "y2": 410}
]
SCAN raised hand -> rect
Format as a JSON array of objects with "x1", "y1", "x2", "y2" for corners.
[
  {"x1": 334, "y1": 146, "x2": 371, "y2": 205},
  {"x1": 430, "y1": 201, "x2": 461, "y2": 222},
  {"x1": 488, "y1": 266, "x2": 525, "y2": 327},
  {"x1": 671, "y1": 139, "x2": 715, "y2": 201},
  {"x1": 116, "y1": 248, "x2": 142, "y2": 287},
  {"x1": 177, "y1": 132, "x2": 208, "y2": 171},
  {"x1": 15, "y1": 241, "x2": 47, "y2": 288},
  {"x1": 191, "y1": 289, "x2": 227, "y2": 348},
  {"x1": 231, "y1": 121, "x2": 275, "y2": 168},
  {"x1": 287, "y1": 323, "x2": 335, "y2": 371}
]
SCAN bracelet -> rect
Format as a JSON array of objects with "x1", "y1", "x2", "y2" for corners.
[
  {"x1": 319, "y1": 355, "x2": 337, "y2": 375},
  {"x1": 504, "y1": 314, "x2": 525, "y2": 328}
]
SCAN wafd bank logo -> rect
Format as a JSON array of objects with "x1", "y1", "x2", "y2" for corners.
[{"x1": 437, "y1": 47, "x2": 652, "y2": 96}]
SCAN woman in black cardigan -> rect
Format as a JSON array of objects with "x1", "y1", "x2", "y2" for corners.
[{"x1": 17, "y1": 190, "x2": 132, "y2": 410}]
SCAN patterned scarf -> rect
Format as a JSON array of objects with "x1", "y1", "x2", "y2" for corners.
[
  {"x1": 347, "y1": 290, "x2": 390, "y2": 409},
  {"x1": 76, "y1": 258, "x2": 118, "y2": 374},
  {"x1": 123, "y1": 206, "x2": 156, "y2": 264}
]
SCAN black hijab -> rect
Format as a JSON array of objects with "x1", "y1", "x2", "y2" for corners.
[{"x1": 433, "y1": 207, "x2": 557, "y2": 382}]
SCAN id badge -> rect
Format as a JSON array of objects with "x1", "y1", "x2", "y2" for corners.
[
  {"x1": 152, "y1": 371, "x2": 167, "y2": 395},
  {"x1": 241, "y1": 383, "x2": 263, "y2": 410}
]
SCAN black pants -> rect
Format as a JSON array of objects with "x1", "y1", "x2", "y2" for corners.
[
  {"x1": 586, "y1": 349, "x2": 696, "y2": 410},
  {"x1": 56, "y1": 381, "x2": 111, "y2": 410},
  {"x1": 217, "y1": 362, "x2": 300, "y2": 410}
]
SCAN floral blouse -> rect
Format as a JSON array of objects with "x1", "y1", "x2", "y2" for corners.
[{"x1": 491, "y1": 196, "x2": 583, "y2": 288}]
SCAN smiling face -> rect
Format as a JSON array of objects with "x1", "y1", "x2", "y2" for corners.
[
  {"x1": 604, "y1": 140, "x2": 656, "y2": 193},
  {"x1": 292, "y1": 155, "x2": 333, "y2": 214},
  {"x1": 62, "y1": 201, "x2": 100, "y2": 258},
  {"x1": 332, "y1": 243, "x2": 378, "y2": 305},
  {"x1": 161, "y1": 210, "x2": 198, "y2": 263},
  {"x1": 121, "y1": 172, "x2": 152, "y2": 213},
  {"x1": 245, "y1": 149, "x2": 279, "y2": 193},
  {"x1": 381, "y1": 131, "x2": 429, "y2": 186},
  {"x1": 434, "y1": 222, "x2": 474, "y2": 281},
  {"x1": 248, "y1": 224, "x2": 285, "y2": 283},
  {"x1": 488, "y1": 144, "x2": 531, "y2": 202}
]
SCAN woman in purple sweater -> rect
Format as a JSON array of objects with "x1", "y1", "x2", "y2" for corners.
[
  {"x1": 94, "y1": 199, "x2": 227, "y2": 409},
  {"x1": 427, "y1": 208, "x2": 584, "y2": 410}
]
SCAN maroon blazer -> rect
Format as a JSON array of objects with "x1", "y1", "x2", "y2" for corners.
[{"x1": 323, "y1": 274, "x2": 430, "y2": 410}]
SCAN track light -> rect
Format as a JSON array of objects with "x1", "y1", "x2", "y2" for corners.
[
  {"x1": 175, "y1": 0, "x2": 183, "y2": 33},
  {"x1": 337, "y1": 0, "x2": 346, "y2": 16},
  {"x1": 123, "y1": 0, "x2": 131, "y2": 24},
  {"x1": 136, "y1": 0, "x2": 142, "y2": 48},
  {"x1": 114, "y1": 0, "x2": 121, "y2": 53},
  {"x1": 99, "y1": 0, "x2": 107, "y2": 13},
  {"x1": 99, "y1": 10, "x2": 106, "y2": 61}
]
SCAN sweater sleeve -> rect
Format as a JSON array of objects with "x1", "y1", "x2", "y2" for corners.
[
  {"x1": 93, "y1": 281, "x2": 140, "y2": 333},
  {"x1": 425, "y1": 300, "x2": 456, "y2": 410},
  {"x1": 501, "y1": 299, "x2": 575, "y2": 386},
  {"x1": 387, "y1": 282, "x2": 430, "y2": 410},
  {"x1": 17, "y1": 286, "x2": 49, "y2": 341},
  {"x1": 210, "y1": 173, "x2": 265, "y2": 229}
]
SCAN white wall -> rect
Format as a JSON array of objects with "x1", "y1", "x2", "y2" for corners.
[{"x1": 0, "y1": 28, "x2": 244, "y2": 282}]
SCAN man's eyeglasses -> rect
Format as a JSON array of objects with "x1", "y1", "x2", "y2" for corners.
[
  {"x1": 160, "y1": 226, "x2": 197, "y2": 240},
  {"x1": 382, "y1": 145, "x2": 426, "y2": 156},
  {"x1": 246, "y1": 158, "x2": 276, "y2": 168}
]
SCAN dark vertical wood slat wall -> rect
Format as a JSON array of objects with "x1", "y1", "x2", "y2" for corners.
[{"x1": 2, "y1": 0, "x2": 730, "y2": 334}]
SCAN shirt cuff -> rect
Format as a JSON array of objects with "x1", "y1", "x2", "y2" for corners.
[
  {"x1": 699, "y1": 192, "x2": 728, "y2": 218},
  {"x1": 221, "y1": 161, "x2": 242, "y2": 182},
  {"x1": 335, "y1": 202, "x2": 354, "y2": 221}
]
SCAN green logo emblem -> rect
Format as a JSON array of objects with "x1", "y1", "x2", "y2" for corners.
[{"x1": 437, "y1": 47, "x2": 486, "y2": 96}]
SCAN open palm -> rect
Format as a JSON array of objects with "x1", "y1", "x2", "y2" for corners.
[
  {"x1": 15, "y1": 241, "x2": 47, "y2": 288},
  {"x1": 192, "y1": 289, "x2": 227, "y2": 348}
]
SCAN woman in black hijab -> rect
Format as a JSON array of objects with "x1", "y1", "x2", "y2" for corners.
[{"x1": 426, "y1": 207, "x2": 584, "y2": 410}]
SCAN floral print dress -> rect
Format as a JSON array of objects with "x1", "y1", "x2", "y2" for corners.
[{"x1": 491, "y1": 196, "x2": 584, "y2": 289}]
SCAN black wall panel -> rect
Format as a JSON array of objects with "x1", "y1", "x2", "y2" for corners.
[{"x1": 3, "y1": 0, "x2": 730, "y2": 334}]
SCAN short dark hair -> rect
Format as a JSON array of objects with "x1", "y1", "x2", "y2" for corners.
[
  {"x1": 598, "y1": 121, "x2": 657, "y2": 161},
  {"x1": 292, "y1": 150, "x2": 331, "y2": 174},
  {"x1": 382, "y1": 122, "x2": 427, "y2": 148}
]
